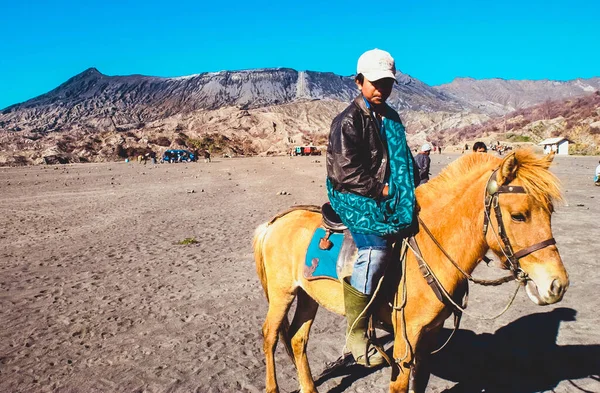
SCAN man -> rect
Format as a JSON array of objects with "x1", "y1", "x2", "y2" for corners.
[
  {"x1": 326, "y1": 49, "x2": 416, "y2": 367},
  {"x1": 473, "y1": 141, "x2": 487, "y2": 153},
  {"x1": 595, "y1": 160, "x2": 600, "y2": 183},
  {"x1": 414, "y1": 143, "x2": 432, "y2": 186}
]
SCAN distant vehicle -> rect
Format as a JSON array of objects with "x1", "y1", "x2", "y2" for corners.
[
  {"x1": 162, "y1": 149, "x2": 196, "y2": 163},
  {"x1": 293, "y1": 146, "x2": 321, "y2": 156}
]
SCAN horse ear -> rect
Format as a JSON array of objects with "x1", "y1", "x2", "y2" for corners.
[{"x1": 498, "y1": 152, "x2": 518, "y2": 185}]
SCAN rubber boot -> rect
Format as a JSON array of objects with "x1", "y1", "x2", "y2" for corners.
[{"x1": 343, "y1": 278, "x2": 385, "y2": 367}]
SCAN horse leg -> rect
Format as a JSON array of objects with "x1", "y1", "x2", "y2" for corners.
[
  {"x1": 411, "y1": 325, "x2": 442, "y2": 393},
  {"x1": 388, "y1": 348, "x2": 413, "y2": 392},
  {"x1": 388, "y1": 319, "x2": 423, "y2": 393},
  {"x1": 388, "y1": 313, "x2": 444, "y2": 392},
  {"x1": 288, "y1": 288, "x2": 320, "y2": 393},
  {"x1": 263, "y1": 293, "x2": 295, "y2": 393}
]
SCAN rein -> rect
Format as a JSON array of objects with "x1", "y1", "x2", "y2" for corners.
[{"x1": 418, "y1": 217, "x2": 515, "y2": 286}]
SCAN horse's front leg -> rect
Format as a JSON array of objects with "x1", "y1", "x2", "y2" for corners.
[
  {"x1": 388, "y1": 327, "x2": 417, "y2": 393},
  {"x1": 411, "y1": 324, "x2": 443, "y2": 393},
  {"x1": 388, "y1": 304, "x2": 434, "y2": 393},
  {"x1": 389, "y1": 312, "x2": 445, "y2": 393},
  {"x1": 388, "y1": 355, "x2": 412, "y2": 392}
]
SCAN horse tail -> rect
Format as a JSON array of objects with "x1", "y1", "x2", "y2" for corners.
[
  {"x1": 253, "y1": 222, "x2": 271, "y2": 301},
  {"x1": 252, "y1": 220, "x2": 296, "y2": 365}
]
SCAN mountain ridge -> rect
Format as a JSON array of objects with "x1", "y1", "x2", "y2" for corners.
[
  {"x1": 435, "y1": 76, "x2": 600, "y2": 115},
  {"x1": 1, "y1": 67, "x2": 598, "y2": 165}
]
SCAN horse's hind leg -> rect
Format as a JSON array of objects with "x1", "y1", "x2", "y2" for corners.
[
  {"x1": 263, "y1": 292, "x2": 295, "y2": 393},
  {"x1": 289, "y1": 288, "x2": 320, "y2": 393}
]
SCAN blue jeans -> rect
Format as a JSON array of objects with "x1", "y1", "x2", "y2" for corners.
[{"x1": 349, "y1": 232, "x2": 393, "y2": 295}]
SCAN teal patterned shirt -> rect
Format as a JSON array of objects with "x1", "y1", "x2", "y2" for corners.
[{"x1": 327, "y1": 115, "x2": 416, "y2": 236}]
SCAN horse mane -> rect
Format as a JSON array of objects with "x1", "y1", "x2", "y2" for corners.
[
  {"x1": 423, "y1": 149, "x2": 562, "y2": 212},
  {"x1": 510, "y1": 149, "x2": 563, "y2": 211}
]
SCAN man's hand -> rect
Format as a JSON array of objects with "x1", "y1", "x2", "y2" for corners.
[{"x1": 382, "y1": 184, "x2": 390, "y2": 197}]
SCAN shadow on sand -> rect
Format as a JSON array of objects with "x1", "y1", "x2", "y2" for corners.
[
  {"x1": 430, "y1": 307, "x2": 600, "y2": 392},
  {"x1": 293, "y1": 333, "x2": 392, "y2": 393},
  {"x1": 308, "y1": 308, "x2": 599, "y2": 393}
]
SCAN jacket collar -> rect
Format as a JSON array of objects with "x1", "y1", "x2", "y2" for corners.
[
  {"x1": 354, "y1": 94, "x2": 390, "y2": 117},
  {"x1": 353, "y1": 94, "x2": 371, "y2": 116}
]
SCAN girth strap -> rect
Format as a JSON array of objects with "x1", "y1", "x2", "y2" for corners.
[
  {"x1": 407, "y1": 236, "x2": 465, "y2": 355},
  {"x1": 409, "y1": 236, "x2": 445, "y2": 304}
]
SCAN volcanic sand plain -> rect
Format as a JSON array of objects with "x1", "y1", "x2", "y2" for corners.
[{"x1": 0, "y1": 153, "x2": 599, "y2": 393}]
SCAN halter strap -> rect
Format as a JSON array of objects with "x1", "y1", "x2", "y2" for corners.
[
  {"x1": 513, "y1": 238, "x2": 556, "y2": 260},
  {"x1": 483, "y1": 169, "x2": 556, "y2": 278}
]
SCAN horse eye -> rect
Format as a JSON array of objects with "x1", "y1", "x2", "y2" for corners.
[{"x1": 511, "y1": 213, "x2": 527, "y2": 222}]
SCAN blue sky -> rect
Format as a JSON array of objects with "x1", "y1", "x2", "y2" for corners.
[{"x1": 1, "y1": 0, "x2": 598, "y2": 109}]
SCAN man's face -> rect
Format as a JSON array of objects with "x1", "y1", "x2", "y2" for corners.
[
  {"x1": 357, "y1": 77, "x2": 395, "y2": 105},
  {"x1": 476, "y1": 147, "x2": 486, "y2": 153}
]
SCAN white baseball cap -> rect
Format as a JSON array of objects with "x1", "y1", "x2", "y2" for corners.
[
  {"x1": 357, "y1": 49, "x2": 397, "y2": 82},
  {"x1": 421, "y1": 143, "x2": 432, "y2": 152}
]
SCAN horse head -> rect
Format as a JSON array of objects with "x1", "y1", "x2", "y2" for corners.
[{"x1": 486, "y1": 150, "x2": 568, "y2": 305}]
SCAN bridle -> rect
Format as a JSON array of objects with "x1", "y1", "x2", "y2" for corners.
[
  {"x1": 401, "y1": 166, "x2": 560, "y2": 316},
  {"x1": 482, "y1": 169, "x2": 556, "y2": 281}
]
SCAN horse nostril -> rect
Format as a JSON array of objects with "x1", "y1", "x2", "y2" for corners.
[{"x1": 551, "y1": 279, "x2": 563, "y2": 297}]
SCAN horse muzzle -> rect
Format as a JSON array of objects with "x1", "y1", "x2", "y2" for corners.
[{"x1": 525, "y1": 274, "x2": 569, "y2": 305}]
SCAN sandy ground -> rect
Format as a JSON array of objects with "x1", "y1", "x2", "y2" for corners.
[{"x1": 0, "y1": 153, "x2": 599, "y2": 393}]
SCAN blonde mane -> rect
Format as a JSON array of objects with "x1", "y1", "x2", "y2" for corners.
[{"x1": 423, "y1": 149, "x2": 563, "y2": 211}]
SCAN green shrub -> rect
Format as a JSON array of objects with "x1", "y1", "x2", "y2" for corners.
[
  {"x1": 177, "y1": 237, "x2": 198, "y2": 245},
  {"x1": 506, "y1": 134, "x2": 532, "y2": 143}
]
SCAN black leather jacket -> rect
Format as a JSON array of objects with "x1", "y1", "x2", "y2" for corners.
[{"x1": 327, "y1": 95, "x2": 401, "y2": 199}]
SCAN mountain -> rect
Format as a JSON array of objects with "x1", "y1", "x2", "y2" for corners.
[
  {"x1": 435, "y1": 77, "x2": 600, "y2": 115},
  {"x1": 431, "y1": 92, "x2": 600, "y2": 155},
  {"x1": 0, "y1": 67, "x2": 467, "y2": 135},
  {"x1": 0, "y1": 67, "x2": 598, "y2": 166}
]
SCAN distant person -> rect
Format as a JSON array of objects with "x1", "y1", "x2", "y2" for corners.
[
  {"x1": 326, "y1": 48, "x2": 416, "y2": 367},
  {"x1": 438, "y1": 145, "x2": 442, "y2": 154},
  {"x1": 473, "y1": 141, "x2": 487, "y2": 153},
  {"x1": 203, "y1": 150, "x2": 211, "y2": 163},
  {"x1": 595, "y1": 160, "x2": 600, "y2": 183},
  {"x1": 414, "y1": 143, "x2": 432, "y2": 186}
]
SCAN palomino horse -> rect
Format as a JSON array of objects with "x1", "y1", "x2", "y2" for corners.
[{"x1": 253, "y1": 150, "x2": 568, "y2": 393}]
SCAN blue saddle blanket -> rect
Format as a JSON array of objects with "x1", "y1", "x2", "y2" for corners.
[{"x1": 304, "y1": 228, "x2": 344, "y2": 281}]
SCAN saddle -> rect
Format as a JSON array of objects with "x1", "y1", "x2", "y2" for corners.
[
  {"x1": 319, "y1": 203, "x2": 358, "y2": 280},
  {"x1": 319, "y1": 202, "x2": 347, "y2": 249},
  {"x1": 302, "y1": 203, "x2": 356, "y2": 281}
]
